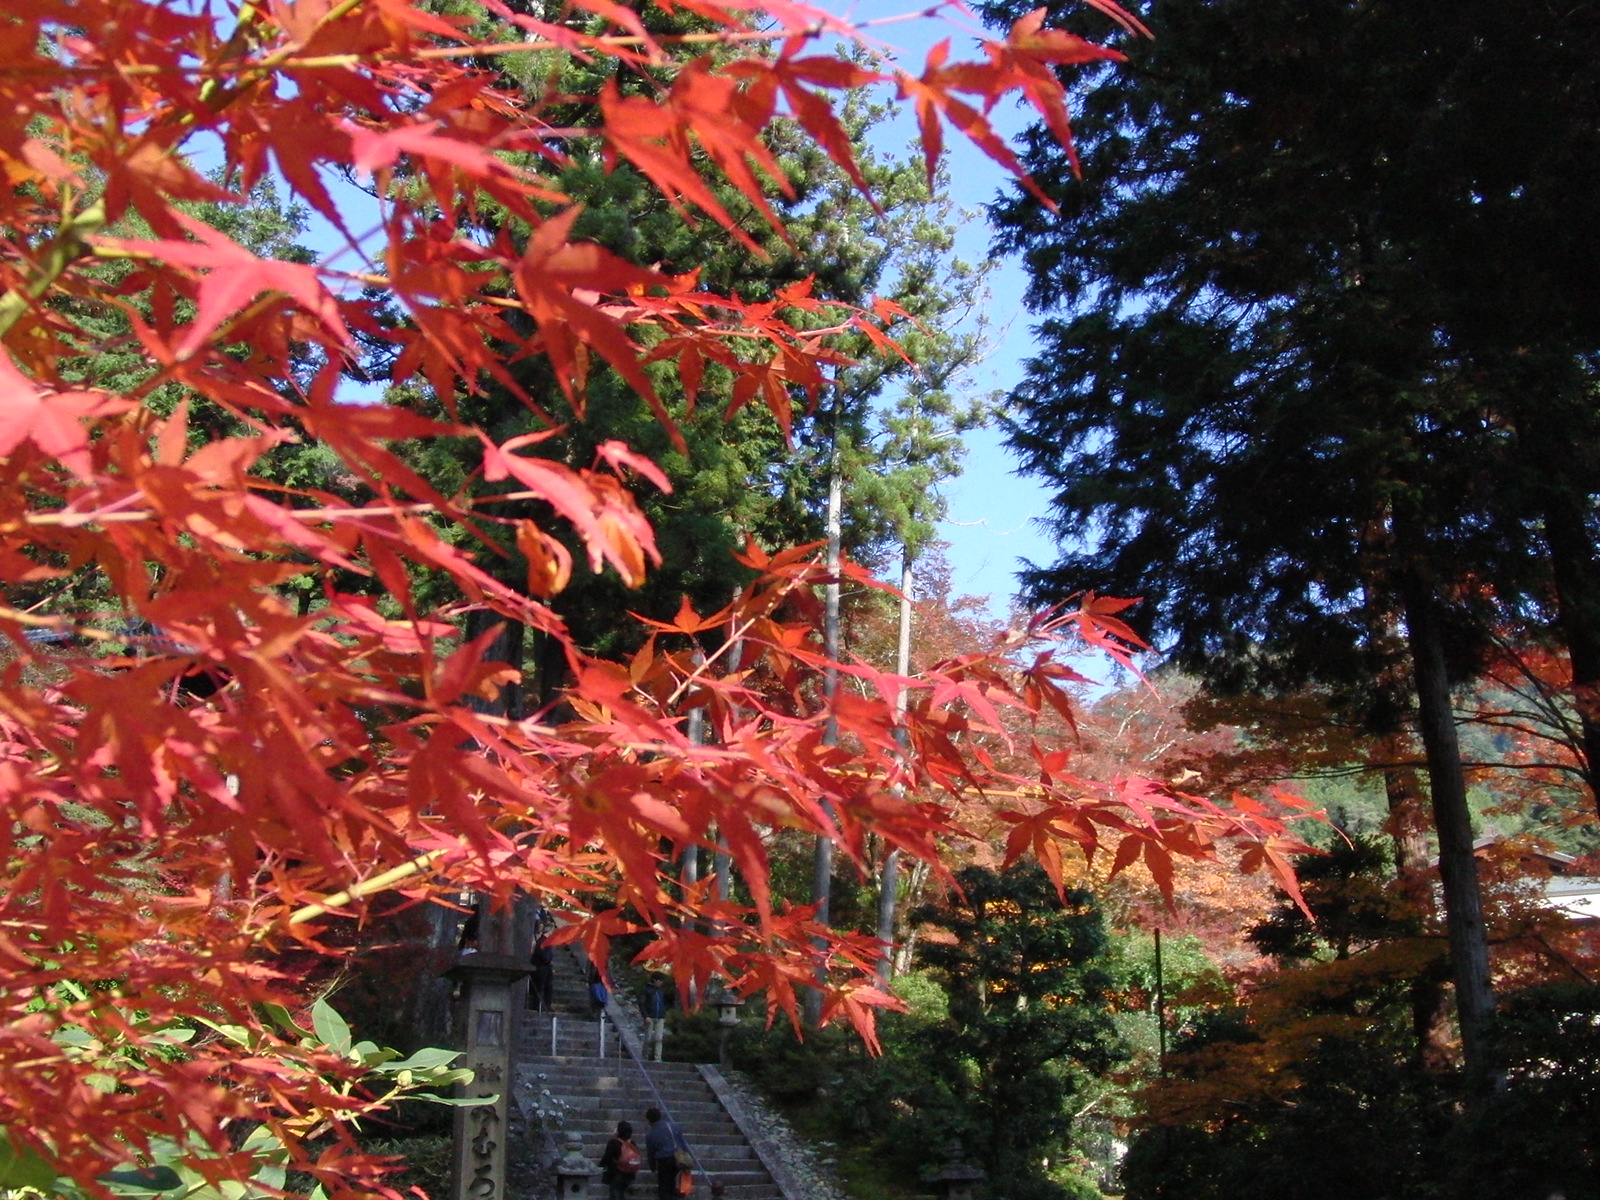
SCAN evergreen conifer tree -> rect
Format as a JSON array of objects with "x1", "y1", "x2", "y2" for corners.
[{"x1": 980, "y1": 0, "x2": 1600, "y2": 1092}]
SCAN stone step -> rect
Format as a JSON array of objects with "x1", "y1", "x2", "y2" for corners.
[
  {"x1": 539, "y1": 1115, "x2": 744, "y2": 1140},
  {"x1": 546, "y1": 1097, "x2": 731, "y2": 1119},
  {"x1": 561, "y1": 1139, "x2": 756, "y2": 1160},
  {"x1": 532, "y1": 1081, "x2": 721, "y2": 1100},
  {"x1": 539, "y1": 1085, "x2": 731, "y2": 1107},
  {"x1": 680, "y1": 1172, "x2": 778, "y2": 1200},
  {"x1": 572, "y1": 1163, "x2": 773, "y2": 1193},
  {"x1": 515, "y1": 951, "x2": 787, "y2": 1200},
  {"x1": 586, "y1": 1153, "x2": 761, "y2": 1174},
  {"x1": 530, "y1": 1096, "x2": 746, "y2": 1130},
  {"x1": 527, "y1": 1063, "x2": 703, "y2": 1079},
  {"x1": 524, "y1": 1067, "x2": 713, "y2": 1089},
  {"x1": 516, "y1": 1031, "x2": 628, "y2": 1059},
  {"x1": 529, "y1": 1114, "x2": 773, "y2": 1184},
  {"x1": 536, "y1": 1084, "x2": 713, "y2": 1102},
  {"x1": 544, "y1": 1115, "x2": 753, "y2": 1142},
  {"x1": 563, "y1": 1134, "x2": 754, "y2": 1156},
  {"x1": 593, "y1": 1176, "x2": 776, "y2": 1200}
]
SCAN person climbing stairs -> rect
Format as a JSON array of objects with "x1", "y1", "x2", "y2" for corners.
[{"x1": 513, "y1": 946, "x2": 791, "y2": 1200}]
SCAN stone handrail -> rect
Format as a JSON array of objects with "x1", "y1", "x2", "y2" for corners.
[{"x1": 695, "y1": 1064, "x2": 806, "y2": 1200}]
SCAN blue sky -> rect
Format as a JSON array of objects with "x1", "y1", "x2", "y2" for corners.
[{"x1": 856, "y1": 4, "x2": 1064, "y2": 618}]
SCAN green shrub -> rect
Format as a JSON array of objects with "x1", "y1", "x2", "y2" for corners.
[{"x1": 362, "y1": 1135, "x2": 452, "y2": 1199}]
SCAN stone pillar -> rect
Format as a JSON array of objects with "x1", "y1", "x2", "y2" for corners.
[{"x1": 447, "y1": 954, "x2": 531, "y2": 1200}]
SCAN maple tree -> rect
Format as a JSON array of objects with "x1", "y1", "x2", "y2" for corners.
[
  {"x1": 0, "y1": 0, "x2": 1321, "y2": 1194},
  {"x1": 840, "y1": 560, "x2": 1301, "y2": 983},
  {"x1": 1122, "y1": 833, "x2": 1600, "y2": 1200},
  {"x1": 1460, "y1": 635, "x2": 1597, "y2": 829}
]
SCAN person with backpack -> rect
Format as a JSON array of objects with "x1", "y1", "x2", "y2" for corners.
[
  {"x1": 639, "y1": 975, "x2": 671, "y2": 1062},
  {"x1": 599, "y1": 1120, "x2": 642, "y2": 1200},
  {"x1": 643, "y1": 1107, "x2": 687, "y2": 1200}
]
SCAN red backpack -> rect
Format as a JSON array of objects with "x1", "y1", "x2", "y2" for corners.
[{"x1": 617, "y1": 1141, "x2": 642, "y2": 1175}]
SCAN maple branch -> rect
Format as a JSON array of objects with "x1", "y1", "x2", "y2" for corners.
[
  {"x1": 0, "y1": 3, "x2": 958, "y2": 79},
  {"x1": 338, "y1": 272, "x2": 866, "y2": 341},
  {"x1": 187, "y1": 0, "x2": 371, "y2": 123},
  {"x1": 0, "y1": 605, "x2": 122, "y2": 641},
  {"x1": 283, "y1": 848, "x2": 450, "y2": 928},
  {"x1": 1525, "y1": 930, "x2": 1596, "y2": 986},
  {"x1": 429, "y1": 709, "x2": 554, "y2": 737},
  {"x1": 660, "y1": 610, "x2": 768, "y2": 712},
  {"x1": 655, "y1": 566, "x2": 838, "y2": 713},
  {"x1": 284, "y1": 25, "x2": 830, "y2": 72},
  {"x1": 21, "y1": 489, "x2": 551, "y2": 529},
  {"x1": 408, "y1": 3, "x2": 948, "y2": 57},
  {"x1": 0, "y1": 5, "x2": 349, "y2": 333},
  {"x1": 0, "y1": 200, "x2": 106, "y2": 338}
]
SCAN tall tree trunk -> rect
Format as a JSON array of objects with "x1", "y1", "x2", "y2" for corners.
[
  {"x1": 400, "y1": 604, "x2": 541, "y2": 1053},
  {"x1": 1377, "y1": 745, "x2": 1432, "y2": 882},
  {"x1": 410, "y1": 900, "x2": 466, "y2": 1049},
  {"x1": 682, "y1": 706, "x2": 704, "y2": 897},
  {"x1": 1398, "y1": 570, "x2": 1497, "y2": 1095},
  {"x1": 530, "y1": 625, "x2": 571, "y2": 715},
  {"x1": 1375, "y1": 734, "x2": 1455, "y2": 1071},
  {"x1": 876, "y1": 547, "x2": 914, "y2": 983},
  {"x1": 464, "y1": 608, "x2": 525, "y2": 725},
  {"x1": 1360, "y1": 514, "x2": 1456, "y2": 1071},
  {"x1": 714, "y1": 586, "x2": 742, "y2": 904},
  {"x1": 461, "y1": 610, "x2": 535, "y2": 980},
  {"x1": 892, "y1": 859, "x2": 931, "y2": 976},
  {"x1": 804, "y1": 424, "x2": 843, "y2": 1026}
]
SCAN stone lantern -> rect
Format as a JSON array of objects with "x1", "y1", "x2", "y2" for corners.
[
  {"x1": 712, "y1": 982, "x2": 744, "y2": 1026},
  {"x1": 553, "y1": 1133, "x2": 600, "y2": 1199},
  {"x1": 926, "y1": 1140, "x2": 985, "y2": 1200},
  {"x1": 708, "y1": 981, "x2": 744, "y2": 1067}
]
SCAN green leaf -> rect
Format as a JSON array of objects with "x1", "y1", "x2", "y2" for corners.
[
  {"x1": 0, "y1": 1127, "x2": 60, "y2": 1191},
  {"x1": 352, "y1": 1040, "x2": 397, "y2": 1068},
  {"x1": 256, "y1": 1164, "x2": 286, "y2": 1193},
  {"x1": 98, "y1": 1166, "x2": 184, "y2": 1192},
  {"x1": 238, "y1": 1126, "x2": 287, "y2": 1161},
  {"x1": 196, "y1": 1019, "x2": 253, "y2": 1048},
  {"x1": 260, "y1": 1003, "x2": 307, "y2": 1039},
  {"x1": 311, "y1": 999, "x2": 352, "y2": 1056},
  {"x1": 383, "y1": 1047, "x2": 462, "y2": 1072}
]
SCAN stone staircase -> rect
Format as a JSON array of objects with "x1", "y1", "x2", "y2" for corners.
[{"x1": 514, "y1": 950, "x2": 789, "y2": 1200}]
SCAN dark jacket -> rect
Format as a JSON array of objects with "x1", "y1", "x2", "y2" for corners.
[{"x1": 640, "y1": 981, "x2": 670, "y2": 1020}]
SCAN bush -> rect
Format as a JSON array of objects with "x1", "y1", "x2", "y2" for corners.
[
  {"x1": 726, "y1": 1021, "x2": 858, "y2": 1104},
  {"x1": 362, "y1": 1135, "x2": 452, "y2": 1199}
]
